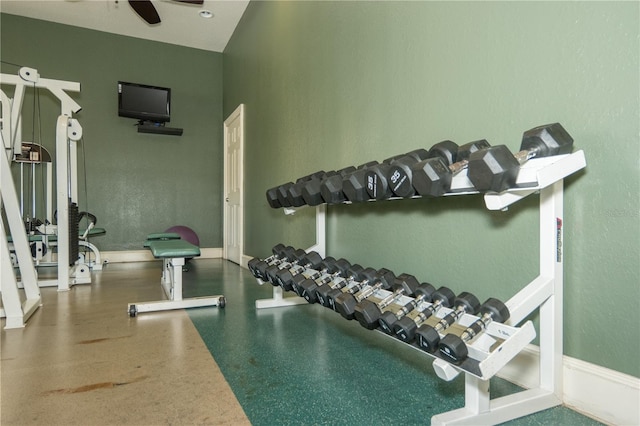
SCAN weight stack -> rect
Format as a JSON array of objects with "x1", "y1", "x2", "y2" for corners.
[{"x1": 69, "y1": 201, "x2": 79, "y2": 266}]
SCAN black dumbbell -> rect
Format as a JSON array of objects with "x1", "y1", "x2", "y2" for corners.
[
  {"x1": 266, "y1": 170, "x2": 330, "y2": 208},
  {"x1": 393, "y1": 286, "x2": 456, "y2": 343},
  {"x1": 247, "y1": 243, "x2": 288, "y2": 277},
  {"x1": 247, "y1": 243, "x2": 286, "y2": 276},
  {"x1": 322, "y1": 265, "x2": 373, "y2": 309},
  {"x1": 378, "y1": 282, "x2": 436, "y2": 334},
  {"x1": 467, "y1": 123, "x2": 574, "y2": 193},
  {"x1": 342, "y1": 163, "x2": 380, "y2": 202},
  {"x1": 284, "y1": 171, "x2": 329, "y2": 207},
  {"x1": 412, "y1": 140, "x2": 491, "y2": 197},
  {"x1": 386, "y1": 148, "x2": 434, "y2": 198},
  {"x1": 266, "y1": 183, "x2": 295, "y2": 208},
  {"x1": 319, "y1": 263, "x2": 367, "y2": 306},
  {"x1": 319, "y1": 166, "x2": 365, "y2": 205},
  {"x1": 340, "y1": 161, "x2": 380, "y2": 203},
  {"x1": 415, "y1": 291, "x2": 480, "y2": 353},
  {"x1": 297, "y1": 170, "x2": 329, "y2": 183},
  {"x1": 314, "y1": 259, "x2": 359, "y2": 307},
  {"x1": 325, "y1": 267, "x2": 396, "y2": 312},
  {"x1": 266, "y1": 186, "x2": 283, "y2": 208},
  {"x1": 300, "y1": 180, "x2": 323, "y2": 206},
  {"x1": 301, "y1": 173, "x2": 334, "y2": 206},
  {"x1": 262, "y1": 248, "x2": 308, "y2": 284},
  {"x1": 292, "y1": 256, "x2": 338, "y2": 298},
  {"x1": 333, "y1": 268, "x2": 396, "y2": 320},
  {"x1": 277, "y1": 183, "x2": 295, "y2": 207},
  {"x1": 251, "y1": 246, "x2": 298, "y2": 281},
  {"x1": 353, "y1": 274, "x2": 433, "y2": 330},
  {"x1": 302, "y1": 167, "x2": 354, "y2": 206},
  {"x1": 297, "y1": 257, "x2": 352, "y2": 302},
  {"x1": 438, "y1": 298, "x2": 511, "y2": 364},
  {"x1": 364, "y1": 151, "x2": 423, "y2": 200},
  {"x1": 285, "y1": 181, "x2": 310, "y2": 207},
  {"x1": 273, "y1": 251, "x2": 325, "y2": 291},
  {"x1": 388, "y1": 139, "x2": 459, "y2": 199}
]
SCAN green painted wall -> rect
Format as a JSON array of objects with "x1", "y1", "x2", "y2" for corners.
[
  {"x1": 223, "y1": 1, "x2": 640, "y2": 377},
  {"x1": 1, "y1": 14, "x2": 224, "y2": 250}
]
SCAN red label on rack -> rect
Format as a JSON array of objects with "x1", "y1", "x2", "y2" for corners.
[{"x1": 556, "y1": 218, "x2": 563, "y2": 263}]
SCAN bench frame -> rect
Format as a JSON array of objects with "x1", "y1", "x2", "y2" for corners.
[{"x1": 128, "y1": 239, "x2": 225, "y2": 317}]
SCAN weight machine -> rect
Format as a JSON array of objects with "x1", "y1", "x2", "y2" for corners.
[
  {"x1": 1, "y1": 67, "x2": 88, "y2": 328},
  {"x1": 8, "y1": 143, "x2": 104, "y2": 275}
]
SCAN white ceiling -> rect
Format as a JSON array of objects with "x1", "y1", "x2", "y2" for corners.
[{"x1": 0, "y1": 0, "x2": 250, "y2": 52}]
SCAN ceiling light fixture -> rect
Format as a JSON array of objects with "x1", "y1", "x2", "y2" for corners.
[{"x1": 199, "y1": 10, "x2": 213, "y2": 19}]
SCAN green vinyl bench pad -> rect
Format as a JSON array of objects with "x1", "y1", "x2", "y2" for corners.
[
  {"x1": 147, "y1": 239, "x2": 200, "y2": 259},
  {"x1": 146, "y1": 232, "x2": 181, "y2": 241},
  {"x1": 144, "y1": 232, "x2": 181, "y2": 248}
]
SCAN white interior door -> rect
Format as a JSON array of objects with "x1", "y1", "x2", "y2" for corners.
[{"x1": 223, "y1": 104, "x2": 244, "y2": 265}]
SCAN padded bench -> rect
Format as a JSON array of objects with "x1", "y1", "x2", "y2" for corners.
[{"x1": 127, "y1": 235, "x2": 225, "y2": 317}]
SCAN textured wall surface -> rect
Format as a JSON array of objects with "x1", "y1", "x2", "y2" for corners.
[
  {"x1": 1, "y1": 14, "x2": 224, "y2": 250},
  {"x1": 223, "y1": 1, "x2": 639, "y2": 377}
]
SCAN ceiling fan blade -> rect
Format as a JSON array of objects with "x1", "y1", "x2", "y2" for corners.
[
  {"x1": 173, "y1": 0, "x2": 205, "y2": 4},
  {"x1": 128, "y1": 0, "x2": 161, "y2": 25}
]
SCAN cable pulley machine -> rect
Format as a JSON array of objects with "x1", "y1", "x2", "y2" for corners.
[{"x1": 1, "y1": 67, "x2": 86, "y2": 328}]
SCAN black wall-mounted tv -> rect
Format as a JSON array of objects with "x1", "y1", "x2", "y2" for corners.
[{"x1": 118, "y1": 81, "x2": 171, "y2": 124}]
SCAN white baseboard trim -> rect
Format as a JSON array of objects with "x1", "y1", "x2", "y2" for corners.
[
  {"x1": 199, "y1": 248, "x2": 223, "y2": 259},
  {"x1": 498, "y1": 344, "x2": 640, "y2": 425},
  {"x1": 101, "y1": 248, "x2": 223, "y2": 264}
]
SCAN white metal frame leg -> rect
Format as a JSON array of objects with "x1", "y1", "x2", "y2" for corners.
[
  {"x1": 160, "y1": 258, "x2": 183, "y2": 300},
  {"x1": 432, "y1": 181, "x2": 565, "y2": 425},
  {"x1": 128, "y1": 257, "x2": 225, "y2": 316},
  {"x1": 256, "y1": 204, "x2": 326, "y2": 309},
  {"x1": 0, "y1": 222, "x2": 41, "y2": 329},
  {"x1": 0, "y1": 137, "x2": 42, "y2": 327},
  {"x1": 78, "y1": 240, "x2": 103, "y2": 271},
  {"x1": 539, "y1": 180, "x2": 564, "y2": 397}
]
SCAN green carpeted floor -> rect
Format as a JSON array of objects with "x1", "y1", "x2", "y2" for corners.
[{"x1": 185, "y1": 259, "x2": 602, "y2": 425}]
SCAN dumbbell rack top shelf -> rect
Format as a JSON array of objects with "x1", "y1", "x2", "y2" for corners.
[
  {"x1": 279, "y1": 150, "x2": 585, "y2": 212},
  {"x1": 255, "y1": 149, "x2": 587, "y2": 425}
]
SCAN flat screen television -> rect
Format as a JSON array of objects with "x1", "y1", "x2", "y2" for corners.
[{"x1": 118, "y1": 81, "x2": 171, "y2": 124}]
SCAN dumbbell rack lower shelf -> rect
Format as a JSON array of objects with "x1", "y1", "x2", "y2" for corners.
[{"x1": 255, "y1": 151, "x2": 586, "y2": 425}]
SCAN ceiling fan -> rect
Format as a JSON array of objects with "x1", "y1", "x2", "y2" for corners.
[{"x1": 128, "y1": 0, "x2": 204, "y2": 25}]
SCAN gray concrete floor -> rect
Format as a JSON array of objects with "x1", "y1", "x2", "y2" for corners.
[{"x1": 1, "y1": 261, "x2": 249, "y2": 426}]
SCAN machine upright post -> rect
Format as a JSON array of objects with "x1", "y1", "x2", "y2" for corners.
[{"x1": 56, "y1": 116, "x2": 71, "y2": 291}]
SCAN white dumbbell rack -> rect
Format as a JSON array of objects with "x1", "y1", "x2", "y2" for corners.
[{"x1": 256, "y1": 150, "x2": 586, "y2": 425}]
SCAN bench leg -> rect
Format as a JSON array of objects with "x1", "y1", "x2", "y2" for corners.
[
  {"x1": 160, "y1": 258, "x2": 184, "y2": 300},
  {"x1": 128, "y1": 256, "x2": 225, "y2": 317}
]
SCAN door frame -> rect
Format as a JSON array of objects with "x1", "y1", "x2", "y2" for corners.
[{"x1": 223, "y1": 104, "x2": 245, "y2": 264}]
